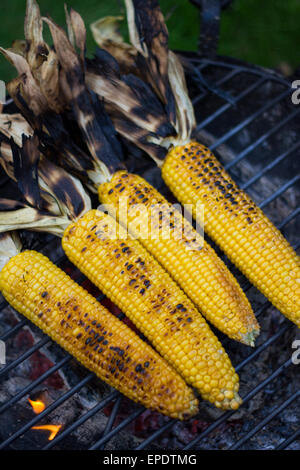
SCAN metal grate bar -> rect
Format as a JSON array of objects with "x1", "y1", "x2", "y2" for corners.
[
  {"x1": 0, "y1": 318, "x2": 28, "y2": 342},
  {"x1": 241, "y1": 141, "x2": 300, "y2": 191},
  {"x1": 89, "y1": 407, "x2": 145, "y2": 450},
  {"x1": 276, "y1": 427, "x2": 300, "y2": 450},
  {"x1": 135, "y1": 323, "x2": 291, "y2": 450},
  {"x1": 196, "y1": 76, "x2": 266, "y2": 131},
  {"x1": 190, "y1": 58, "x2": 288, "y2": 85},
  {"x1": 229, "y1": 390, "x2": 300, "y2": 449},
  {"x1": 259, "y1": 174, "x2": 300, "y2": 209},
  {"x1": 135, "y1": 419, "x2": 176, "y2": 450},
  {"x1": 192, "y1": 66, "x2": 255, "y2": 108},
  {"x1": 97, "y1": 394, "x2": 123, "y2": 450},
  {"x1": 208, "y1": 88, "x2": 291, "y2": 151},
  {"x1": 184, "y1": 357, "x2": 293, "y2": 450},
  {"x1": 0, "y1": 373, "x2": 94, "y2": 449},
  {"x1": 0, "y1": 356, "x2": 71, "y2": 415},
  {"x1": 43, "y1": 390, "x2": 120, "y2": 450},
  {"x1": 224, "y1": 109, "x2": 300, "y2": 170},
  {"x1": 0, "y1": 337, "x2": 50, "y2": 379},
  {"x1": 277, "y1": 206, "x2": 300, "y2": 230}
]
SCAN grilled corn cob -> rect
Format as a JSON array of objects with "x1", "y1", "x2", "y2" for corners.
[
  {"x1": 98, "y1": 170, "x2": 259, "y2": 345},
  {"x1": 62, "y1": 209, "x2": 242, "y2": 410},
  {"x1": 162, "y1": 142, "x2": 300, "y2": 327},
  {"x1": 0, "y1": 249, "x2": 198, "y2": 419}
]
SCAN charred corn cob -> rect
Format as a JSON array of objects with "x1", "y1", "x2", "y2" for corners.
[
  {"x1": 162, "y1": 142, "x2": 300, "y2": 327},
  {"x1": 0, "y1": 249, "x2": 198, "y2": 419},
  {"x1": 62, "y1": 209, "x2": 242, "y2": 410},
  {"x1": 98, "y1": 170, "x2": 259, "y2": 345}
]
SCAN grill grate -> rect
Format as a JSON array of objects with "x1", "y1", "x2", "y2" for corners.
[{"x1": 0, "y1": 55, "x2": 299, "y2": 450}]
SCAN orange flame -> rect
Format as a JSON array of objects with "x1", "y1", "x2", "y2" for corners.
[
  {"x1": 31, "y1": 424, "x2": 62, "y2": 441},
  {"x1": 28, "y1": 398, "x2": 46, "y2": 414}
]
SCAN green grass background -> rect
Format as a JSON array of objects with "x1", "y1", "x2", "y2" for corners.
[{"x1": 0, "y1": 0, "x2": 300, "y2": 83}]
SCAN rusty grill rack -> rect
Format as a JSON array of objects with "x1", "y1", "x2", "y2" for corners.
[{"x1": 0, "y1": 54, "x2": 299, "y2": 450}]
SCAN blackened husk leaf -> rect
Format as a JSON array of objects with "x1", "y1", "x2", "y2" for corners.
[
  {"x1": 86, "y1": 53, "x2": 174, "y2": 139},
  {"x1": 124, "y1": 0, "x2": 195, "y2": 143},
  {"x1": 10, "y1": 134, "x2": 42, "y2": 209},
  {"x1": 43, "y1": 15, "x2": 123, "y2": 180},
  {"x1": 90, "y1": 15, "x2": 138, "y2": 76},
  {"x1": 125, "y1": 0, "x2": 176, "y2": 125}
]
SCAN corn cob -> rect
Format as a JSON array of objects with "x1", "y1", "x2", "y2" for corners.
[
  {"x1": 161, "y1": 142, "x2": 300, "y2": 327},
  {"x1": 0, "y1": 249, "x2": 198, "y2": 419},
  {"x1": 62, "y1": 209, "x2": 242, "y2": 410},
  {"x1": 98, "y1": 170, "x2": 259, "y2": 345}
]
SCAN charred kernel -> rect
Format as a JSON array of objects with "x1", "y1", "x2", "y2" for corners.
[
  {"x1": 122, "y1": 247, "x2": 129, "y2": 253},
  {"x1": 144, "y1": 362, "x2": 150, "y2": 368},
  {"x1": 139, "y1": 288, "x2": 146, "y2": 295},
  {"x1": 41, "y1": 291, "x2": 48, "y2": 298},
  {"x1": 108, "y1": 189, "x2": 114, "y2": 194},
  {"x1": 115, "y1": 183, "x2": 122, "y2": 188},
  {"x1": 127, "y1": 264, "x2": 133, "y2": 270},
  {"x1": 129, "y1": 279, "x2": 137, "y2": 286},
  {"x1": 103, "y1": 340, "x2": 108, "y2": 345},
  {"x1": 85, "y1": 338, "x2": 92, "y2": 345},
  {"x1": 176, "y1": 304, "x2": 183, "y2": 309},
  {"x1": 135, "y1": 364, "x2": 143, "y2": 372}
]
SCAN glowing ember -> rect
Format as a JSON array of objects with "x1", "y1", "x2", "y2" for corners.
[
  {"x1": 31, "y1": 425, "x2": 62, "y2": 441},
  {"x1": 28, "y1": 398, "x2": 46, "y2": 414}
]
